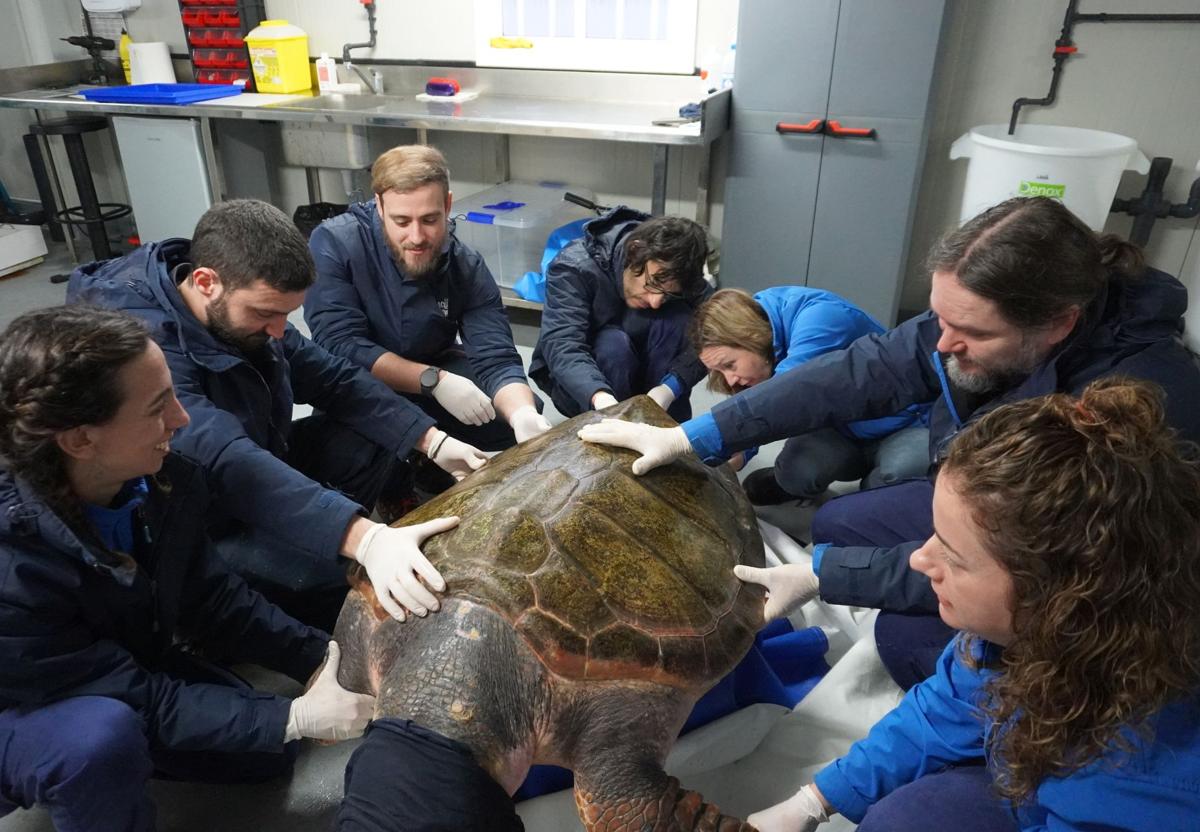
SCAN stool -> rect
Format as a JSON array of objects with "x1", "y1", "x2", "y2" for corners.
[{"x1": 23, "y1": 116, "x2": 131, "y2": 261}]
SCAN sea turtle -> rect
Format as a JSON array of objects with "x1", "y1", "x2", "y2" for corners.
[{"x1": 333, "y1": 396, "x2": 764, "y2": 830}]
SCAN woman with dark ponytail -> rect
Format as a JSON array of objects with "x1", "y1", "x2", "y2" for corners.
[
  {"x1": 748, "y1": 377, "x2": 1200, "y2": 831},
  {"x1": 0, "y1": 306, "x2": 375, "y2": 831}
]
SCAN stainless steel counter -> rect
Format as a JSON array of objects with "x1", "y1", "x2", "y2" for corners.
[{"x1": 0, "y1": 85, "x2": 729, "y2": 218}]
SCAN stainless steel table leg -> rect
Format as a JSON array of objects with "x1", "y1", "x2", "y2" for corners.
[
  {"x1": 651, "y1": 144, "x2": 668, "y2": 216},
  {"x1": 493, "y1": 135, "x2": 510, "y2": 184},
  {"x1": 35, "y1": 111, "x2": 78, "y2": 262},
  {"x1": 199, "y1": 117, "x2": 225, "y2": 202},
  {"x1": 306, "y1": 167, "x2": 323, "y2": 203},
  {"x1": 695, "y1": 142, "x2": 711, "y2": 228}
]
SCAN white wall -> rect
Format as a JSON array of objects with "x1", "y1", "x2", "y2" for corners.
[{"x1": 903, "y1": 0, "x2": 1200, "y2": 313}]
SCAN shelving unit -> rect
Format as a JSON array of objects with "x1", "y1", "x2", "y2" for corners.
[{"x1": 178, "y1": 0, "x2": 265, "y2": 88}]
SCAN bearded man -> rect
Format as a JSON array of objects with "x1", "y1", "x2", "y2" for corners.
[{"x1": 305, "y1": 145, "x2": 550, "y2": 455}]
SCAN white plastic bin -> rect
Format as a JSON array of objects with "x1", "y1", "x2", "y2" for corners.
[
  {"x1": 453, "y1": 181, "x2": 596, "y2": 288},
  {"x1": 950, "y1": 124, "x2": 1150, "y2": 230}
]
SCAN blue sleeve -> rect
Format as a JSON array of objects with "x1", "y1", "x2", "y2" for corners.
[
  {"x1": 773, "y1": 300, "x2": 877, "y2": 376},
  {"x1": 305, "y1": 222, "x2": 390, "y2": 372},
  {"x1": 455, "y1": 251, "x2": 530, "y2": 397},
  {"x1": 283, "y1": 327, "x2": 435, "y2": 459},
  {"x1": 661, "y1": 373, "x2": 687, "y2": 399},
  {"x1": 811, "y1": 543, "x2": 828, "y2": 574},
  {"x1": 815, "y1": 541, "x2": 937, "y2": 613},
  {"x1": 682, "y1": 412, "x2": 726, "y2": 464},
  {"x1": 710, "y1": 313, "x2": 943, "y2": 456},
  {"x1": 162, "y1": 336, "x2": 365, "y2": 561},
  {"x1": 536, "y1": 256, "x2": 612, "y2": 409},
  {"x1": 813, "y1": 637, "x2": 987, "y2": 822}
]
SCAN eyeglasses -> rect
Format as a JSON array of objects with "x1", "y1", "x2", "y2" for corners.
[{"x1": 644, "y1": 275, "x2": 704, "y2": 301}]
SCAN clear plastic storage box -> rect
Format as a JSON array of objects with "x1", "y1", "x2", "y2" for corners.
[{"x1": 452, "y1": 181, "x2": 596, "y2": 288}]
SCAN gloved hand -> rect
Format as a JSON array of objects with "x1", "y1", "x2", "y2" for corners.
[
  {"x1": 646, "y1": 383, "x2": 676, "y2": 410},
  {"x1": 285, "y1": 641, "x2": 376, "y2": 742},
  {"x1": 592, "y1": 391, "x2": 619, "y2": 410},
  {"x1": 747, "y1": 784, "x2": 830, "y2": 832},
  {"x1": 354, "y1": 516, "x2": 460, "y2": 621},
  {"x1": 509, "y1": 404, "x2": 552, "y2": 443},
  {"x1": 734, "y1": 558, "x2": 820, "y2": 622},
  {"x1": 577, "y1": 419, "x2": 692, "y2": 475},
  {"x1": 426, "y1": 430, "x2": 489, "y2": 481},
  {"x1": 431, "y1": 371, "x2": 496, "y2": 426}
]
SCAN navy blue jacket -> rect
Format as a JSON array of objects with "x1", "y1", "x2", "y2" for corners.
[
  {"x1": 67, "y1": 240, "x2": 435, "y2": 562},
  {"x1": 686, "y1": 268, "x2": 1200, "y2": 611},
  {"x1": 0, "y1": 455, "x2": 327, "y2": 752},
  {"x1": 528, "y1": 207, "x2": 710, "y2": 408},
  {"x1": 305, "y1": 202, "x2": 528, "y2": 397},
  {"x1": 815, "y1": 636, "x2": 1200, "y2": 828}
]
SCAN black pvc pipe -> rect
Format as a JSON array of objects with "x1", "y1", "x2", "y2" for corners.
[
  {"x1": 1009, "y1": 2, "x2": 1200, "y2": 134},
  {"x1": 342, "y1": 1, "x2": 379, "y2": 66}
]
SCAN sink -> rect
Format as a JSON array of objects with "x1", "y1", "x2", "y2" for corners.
[{"x1": 264, "y1": 92, "x2": 405, "y2": 113}]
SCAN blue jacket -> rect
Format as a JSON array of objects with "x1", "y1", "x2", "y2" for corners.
[
  {"x1": 685, "y1": 269, "x2": 1200, "y2": 612},
  {"x1": 814, "y1": 636, "x2": 1200, "y2": 830},
  {"x1": 305, "y1": 202, "x2": 529, "y2": 397},
  {"x1": 0, "y1": 455, "x2": 328, "y2": 752},
  {"x1": 528, "y1": 207, "x2": 710, "y2": 409},
  {"x1": 754, "y1": 286, "x2": 927, "y2": 441},
  {"x1": 67, "y1": 240, "x2": 435, "y2": 562}
]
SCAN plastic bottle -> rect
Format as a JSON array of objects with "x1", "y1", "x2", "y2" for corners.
[
  {"x1": 119, "y1": 30, "x2": 133, "y2": 84},
  {"x1": 315, "y1": 52, "x2": 338, "y2": 92},
  {"x1": 717, "y1": 42, "x2": 736, "y2": 89}
]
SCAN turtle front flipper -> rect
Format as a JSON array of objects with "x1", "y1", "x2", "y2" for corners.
[
  {"x1": 574, "y1": 764, "x2": 754, "y2": 831},
  {"x1": 562, "y1": 683, "x2": 754, "y2": 831}
]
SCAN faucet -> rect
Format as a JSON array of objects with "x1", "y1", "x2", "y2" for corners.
[
  {"x1": 345, "y1": 60, "x2": 384, "y2": 95},
  {"x1": 342, "y1": 0, "x2": 382, "y2": 94}
]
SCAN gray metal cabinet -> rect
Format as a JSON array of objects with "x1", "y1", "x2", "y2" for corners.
[{"x1": 721, "y1": 0, "x2": 947, "y2": 324}]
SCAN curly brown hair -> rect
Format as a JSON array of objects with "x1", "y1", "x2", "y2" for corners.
[
  {"x1": 941, "y1": 377, "x2": 1200, "y2": 805},
  {"x1": 689, "y1": 288, "x2": 775, "y2": 395}
]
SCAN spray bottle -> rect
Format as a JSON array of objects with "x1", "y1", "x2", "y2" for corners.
[{"x1": 119, "y1": 30, "x2": 133, "y2": 84}]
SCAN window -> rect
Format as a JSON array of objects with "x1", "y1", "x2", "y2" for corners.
[{"x1": 475, "y1": 0, "x2": 698, "y2": 74}]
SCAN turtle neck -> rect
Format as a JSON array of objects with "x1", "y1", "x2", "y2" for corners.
[{"x1": 83, "y1": 477, "x2": 149, "y2": 555}]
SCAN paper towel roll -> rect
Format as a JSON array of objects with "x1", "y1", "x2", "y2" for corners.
[{"x1": 129, "y1": 42, "x2": 175, "y2": 85}]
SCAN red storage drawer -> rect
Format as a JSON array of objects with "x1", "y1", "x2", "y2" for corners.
[
  {"x1": 181, "y1": 9, "x2": 204, "y2": 26},
  {"x1": 218, "y1": 11, "x2": 241, "y2": 26}
]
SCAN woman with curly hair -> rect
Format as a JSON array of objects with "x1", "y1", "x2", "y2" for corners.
[
  {"x1": 745, "y1": 377, "x2": 1200, "y2": 831},
  {"x1": 0, "y1": 306, "x2": 391, "y2": 831}
]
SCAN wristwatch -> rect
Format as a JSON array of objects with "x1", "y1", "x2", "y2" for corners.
[{"x1": 419, "y1": 366, "x2": 442, "y2": 396}]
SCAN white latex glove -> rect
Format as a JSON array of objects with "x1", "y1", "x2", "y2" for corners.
[
  {"x1": 509, "y1": 404, "x2": 552, "y2": 443},
  {"x1": 354, "y1": 516, "x2": 459, "y2": 621},
  {"x1": 592, "y1": 391, "x2": 619, "y2": 410},
  {"x1": 747, "y1": 784, "x2": 830, "y2": 832},
  {"x1": 425, "y1": 430, "x2": 488, "y2": 481},
  {"x1": 431, "y1": 371, "x2": 496, "y2": 426},
  {"x1": 577, "y1": 419, "x2": 692, "y2": 475},
  {"x1": 646, "y1": 383, "x2": 676, "y2": 410},
  {"x1": 733, "y1": 559, "x2": 820, "y2": 622},
  {"x1": 285, "y1": 642, "x2": 376, "y2": 742}
]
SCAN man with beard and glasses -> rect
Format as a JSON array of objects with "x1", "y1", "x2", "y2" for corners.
[
  {"x1": 68, "y1": 199, "x2": 487, "y2": 632},
  {"x1": 305, "y1": 145, "x2": 550, "y2": 468},
  {"x1": 580, "y1": 196, "x2": 1200, "y2": 690}
]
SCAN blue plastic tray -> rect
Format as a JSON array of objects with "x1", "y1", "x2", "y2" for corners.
[{"x1": 79, "y1": 84, "x2": 243, "y2": 105}]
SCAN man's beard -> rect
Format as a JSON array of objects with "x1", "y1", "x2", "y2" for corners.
[
  {"x1": 944, "y1": 338, "x2": 1047, "y2": 394},
  {"x1": 386, "y1": 235, "x2": 440, "y2": 278},
  {"x1": 208, "y1": 294, "x2": 271, "y2": 355}
]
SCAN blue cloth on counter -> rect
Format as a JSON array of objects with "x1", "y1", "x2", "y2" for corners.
[
  {"x1": 513, "y1": 618, "x2": 830, "y2": 801},
  {"x1": 512, "y1": 217, "x2": 592, "y2": 303}
]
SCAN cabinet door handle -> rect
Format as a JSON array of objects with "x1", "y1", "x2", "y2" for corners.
[
  {"x1": 825, "y1": 120, "x2": 877, "y2": 139},
  {"x1": 776, "y1": 119, "x2": 825, "y2": 134}
]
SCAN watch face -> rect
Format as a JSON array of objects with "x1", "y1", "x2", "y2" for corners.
[{"x1": 421, "y1": 367, "x2": 440, "y2": 391}]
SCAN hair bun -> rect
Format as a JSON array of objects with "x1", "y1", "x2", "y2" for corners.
[{"x1": 1069, "y1": 377, "x2": 1164, "y2": 445}]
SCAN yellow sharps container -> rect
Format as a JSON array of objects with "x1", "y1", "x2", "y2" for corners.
[{"x1": 245, "y1": 20, "x2": 311, "y2": 94}]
